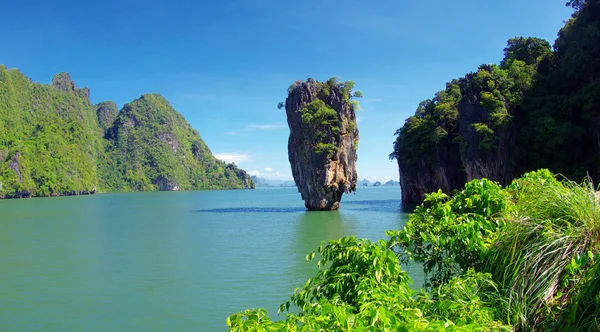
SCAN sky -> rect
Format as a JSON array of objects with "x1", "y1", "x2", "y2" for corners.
[{"x1": 0, "y1": 0, "x2": 574, "y2": 182}]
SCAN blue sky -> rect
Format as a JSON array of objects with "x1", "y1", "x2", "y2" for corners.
[{"x1": 1, "y1": 0, "x2": 573, "y2": 181}]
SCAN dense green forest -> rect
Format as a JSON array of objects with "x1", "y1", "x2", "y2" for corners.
[
  {"x1": 391, "y1": 0, "x2": 600, "y2": 202},
  {"x1": 0, "y1": 67, "x2": 254, "y2": 198},
  {"x1": 99, "y1": 94, "x2": 254, "y2": 191}
]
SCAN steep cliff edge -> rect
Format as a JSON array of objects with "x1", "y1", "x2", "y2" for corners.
[
  {"x1": 391, "y1": 0, "x2": 600, "y2": 203},
  {"x1": 391, "y1": 37, "x2": 552, "y2": 203},
  {"x1": 0, "y1": 67, "x2": 101, "y2": 198},
  {"x1": 457, "y1": 72, "x2": 515, "y2": 185},
  {"x1": 285, "y1": 78, "x2": 360, "y2": 210}
]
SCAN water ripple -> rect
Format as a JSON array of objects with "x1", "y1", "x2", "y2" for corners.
[{"x1": 194, "y1": 207, "x2": 306, "y2": 213}]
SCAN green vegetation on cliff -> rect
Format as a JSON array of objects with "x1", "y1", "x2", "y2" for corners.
[
  {"x1": 287, "y1": 77, "x2": 361, "y2": 158},
  {"x1": 0, "y1": 67, "x2": 101, "y2": 198},
  {"x1": 228, "y1": 169, "x2": 600, "y2": 330},
  {"x1": 0, "y1": 67, "x2": 254, "y2": 198},
  {"x1": 100, "y1": 94, "x2": 253, "y2": 191},
  {"x1": 391, "y1": 0, "x2": 600, "y2": 194}
]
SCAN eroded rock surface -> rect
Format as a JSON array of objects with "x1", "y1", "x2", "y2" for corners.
[{"x1": 285, "y1": 78, "x2": 359, "y2": 210}]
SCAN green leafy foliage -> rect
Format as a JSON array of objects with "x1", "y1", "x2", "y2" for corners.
[
  {"x1": 514, "y1": 0, "x2": 600, "y2": 181},
  {"x1": 229, "y1": 169, "x2": 600, "y2": 330},
  {"x1": 294, "y1": 78, "x2": 361, "y2": 158},
  {"x1": 390, "y1": 81, "x2": 461, "y2": 171},
  {"x1": 387, "y1": 179, "x2": 511, "y2": 288},
  {"x1": 228, "y1": 237, "x2": 509, "y2": 331},
  {"x1": 300, "y1": 99, "x2": 341, "y2": 157},
  {"x1": 487, "y1": 169, "x2": 600, "y2": 329}
]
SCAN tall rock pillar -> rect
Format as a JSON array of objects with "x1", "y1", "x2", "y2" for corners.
[{"x1": 285, "y1": 78, "x2": 360, "y2": 210}]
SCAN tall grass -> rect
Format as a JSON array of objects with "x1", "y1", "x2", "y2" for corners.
[{"x1": 485, "y1": 170, "x2": 600, "y2": 330}]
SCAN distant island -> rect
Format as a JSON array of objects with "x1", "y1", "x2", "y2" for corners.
[
  {"x1": 0, "y1": 68, "x2": 254, "y2": 199},
  {"x1": 250, "y1": 176, "x2": 296, "y2": 188},
  {"x1": 360, "y1": 179, "x2": 399, "y2": 187}
]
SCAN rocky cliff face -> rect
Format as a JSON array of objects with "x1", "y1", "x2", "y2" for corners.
[
  {"x1": 458, "y1": 92, "x2": 514, "y2": 185},
  {"x1": 100, "y1": 93, "x2": 255, "y2": 191},
  {"x1": 285, "y1": 78, "x2": 359, "y2": 210},
  {"x1": 397, "y1": 138, "x2": 464, "y2": 203},
  {"x1": 51, "y1": 72, "x2": 91, "y2": 102},
  {"x1": 391, "y1": 35, "x2": 555, "y2": 204},
  {"x1": 95, "y1": 101, "x2": 118, "y2": 132},
  {"x1": 394, "y1": 89, "x2": 515, "y2": 204}
]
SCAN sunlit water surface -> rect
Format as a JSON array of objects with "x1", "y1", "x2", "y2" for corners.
[{"x1": 0, "y1": 186, "x2": 421, "y2": 331}]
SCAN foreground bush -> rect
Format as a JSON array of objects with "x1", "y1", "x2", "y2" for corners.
[
  {"x1": 228, "y1": 169, "x2": 600, "y2": 331},
  {"x1": 228, "y1": 237, "x2": 509, "y2": 331}
]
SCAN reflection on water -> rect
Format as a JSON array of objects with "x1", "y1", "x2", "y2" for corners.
[
  {"x1": 194, "y1": 207, "x2": 306, "y2": 213},
  {"x1": 344, "y1": 199, "x2": 403, "y2": 213},
  {"x1": 289, "y1": 211, "x2": 352, "y2": 278}
]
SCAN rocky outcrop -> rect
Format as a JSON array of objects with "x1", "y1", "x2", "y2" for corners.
[
  {"x1": 95, "y1": 101, "x2": 118, "y2": 131},
  {"x1": 225, "y1": 163, "x2": 255, "y2": 189},
  {"x1": 153, "y1": 176, "x2": 180, "y2": 191},
  {"x1": 5, "y1": 152, "x2": 31, "y2": 198},
  {"x1": 8, "y1": 152, "x2": 23, "y2": 183},
  {"x1": 285, "y1": 78, "x2": 359, "y2": 210},
  {"x1": 458, "y1": 89, "x2": 515, "y2": 185},
  {"x1": 397, "y1": 139, "x2": 464, "y2": 203},
  {"x1": 395, "y1": 90, "x2": 514, "y2": 203},
  {"x1": 51, "y1": 72, "x2": 77, "y2": 93},
  {"x1": 51, "y1": 72, "x2": 90, "y2": 102}
]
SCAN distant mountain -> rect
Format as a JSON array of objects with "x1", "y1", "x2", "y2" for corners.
[
  {"x1": 360, "y1": 179, "x2": 399, "y2": 187},
  {"x1": 100, "y1": 93, "x2": 254, "y2": 191},
  {"x1": 251, "y1": 176, "x2": 296, "y2": 187},
  {"x1": 0, "y1": 67, "x2": 254, "y2": 198}
]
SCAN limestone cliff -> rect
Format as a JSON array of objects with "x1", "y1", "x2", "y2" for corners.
[
  {"x1": 393, "y1": 74, "x2": 517, "y2": 204},
  {"x1": 95, "y1": 101, "x2": 118, "y2": 132},
  {"x1": 100, "y1": 94, "x2": 255, "y2": 191},
  {"x1": 396, "y1": 137, "x2": 464, "y2": 203},
  {"x1": 392, "y1": 36, "x2": 555, "y2": 203},
  {"x1": 458, "y1": 83, "x2": 515, "y2": 185},
  {"x1": 285, "y1": 78, "x2": 359, "y2": 210}
]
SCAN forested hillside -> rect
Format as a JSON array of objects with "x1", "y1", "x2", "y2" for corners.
[
  {"x1": 391, "y1": 0, "x2": 600, "y2": 202},
  {"x1": 0, "y1": 67, "x2": 102, "y2": 198},
  {"x1": 99, "y1": 94, "x2": 253, "y2": 191},
  {"x1": 0, "y1": 68, "x2": 254, "y2": 198}
]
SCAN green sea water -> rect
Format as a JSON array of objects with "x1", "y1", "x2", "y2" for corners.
[{"x1": 0, "y1": 187, "x2": 419, "y2": 331}]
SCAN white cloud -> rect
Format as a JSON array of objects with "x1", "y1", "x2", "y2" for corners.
[
  {"x1": 246, "y1": 123, "x2": 286, "y2": 130},
  {"x1": 213, "y1": 153, "x2": 251, "y2": 164},
  {"x1": 250, "y1": 167, "x2": 289, "y2": 180}
]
